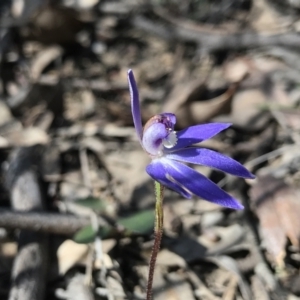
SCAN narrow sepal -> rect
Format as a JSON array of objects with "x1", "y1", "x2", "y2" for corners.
[
  {"x1": 162, "y1": 158, "x2": 244, "y2": 209},
  {"x1": 146, "y1": 160, "x2": 192, "y2": 198},
  {"x1": 167, "y1": 148, "x2": 255, "y2": 179},
  {"x1": 128, "y1": 70, "x2": 143, "y2": 143},
  {"x1": 169, "y1": 123, "x2": 231, "y2": 151}
]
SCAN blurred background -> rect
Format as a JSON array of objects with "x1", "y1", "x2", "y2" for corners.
[{"x1": 1, "y1": 0, "x2": 300, "y2": 299}]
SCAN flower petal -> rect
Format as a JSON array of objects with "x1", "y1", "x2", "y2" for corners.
[
  {"x1": 146, "y1": 160, "x2": 192, "y2": 198},
  {"x1": 168, "y1": 123, "x2": 231, "y2": 151},
  {"x1": 166, "y1": 148, "x2": 255, "y2": 179},
  {"x1": 128, "y1": 70, "x2": 143, "y2": 143},
  {"x1": 162, "y1": 158, "x2": 244, "y2": 209},
  {"x1": 143, "y1": 123, "x2": 167, "y2": 155}
]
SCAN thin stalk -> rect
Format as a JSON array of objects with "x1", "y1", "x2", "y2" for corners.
[{"x1": 146, "y1": 181, "x2": 165, "y2": 300}]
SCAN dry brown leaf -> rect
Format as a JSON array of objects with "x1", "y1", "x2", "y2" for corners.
[
  {"x1": 250, "y1": 175, "x2": 300, "y2": 265},
  {"x1": 60, "y1": 172, "x2": 91, "y2": 200},
  {"x1": 0, "y1": 242, "x2": 17, "y2": 257},
  {"x1": 57, "y1": 240, "x2": 89, "y2": 275},
  {"x1": 138, "y1": 53, "x2": 175, "y2": 82},
  {"x1": 162, "y1": 78, "x2": 205, "y2": 119},
  {"x1": 229, "y1": 88, "x2": 269, "y2": 130},
  {"x1": 272, "y1": 82, "x2": 294, "y2": 107},
  {"x1": 223, "y1": 58, "x2": 250, "y2": 83},
  {"x1": 0, "y1": 136, "x2": 13, "y2": 148},
  {"x1": 57, "y1": 239, "x2": 114, "y2": 275},
  {"x1": 135, "y1": 265, "x2": 195, "y2": 300},
  {"x1": 273, "y1": 110, "x2": 300, "y2": 132},
  {"x1": 26, "y1": 6, "x2": 83, "y2": 44},
  {"x1": 0, "y1": 101, "x2": 13, "y2": 126},
  {"x1": 5, "y1": 127, "x2": 49, "y2": 146},
  {"x1": 64, "y1": 90, "x2": 96, "y2": 121},
  {"x1": 31, "y1": 46, "x2": 63, "y2": 81},
  {"x1": 189, "y1": 84, "x2": 237, "y2": 125},
  {"x1": 200, "y1": 224, "x2": 245, "y2": 256},
  {"x1": 210, "y1": 256, "x2": 253, "y2": 300},
  {"x1": 105, "y1": 149, "x2": 149, "y2": 205},
  {"x1": 163, "y1": 78, "x2": 236, "y2": 128},
  {"x1": 251, "y1": 275, "x2": 270, "y2": 300},
  {"x1": 249, "y1": 0, "x2": 291, "y2": 33},
  {"x1": 76, "y1": 0, "x2": 99, "y2": 9},
  {"x1": 156, "y1": 249, "x2": 186, "y2": 268}
]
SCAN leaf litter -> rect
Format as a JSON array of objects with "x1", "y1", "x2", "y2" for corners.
[{"x1": 1, "y1": 0, "x2": 300, "y2": 299}]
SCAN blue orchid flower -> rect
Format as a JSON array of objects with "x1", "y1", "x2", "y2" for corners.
[{"x1": 128, "y1": 69, "x2": 254, "y2": 209}]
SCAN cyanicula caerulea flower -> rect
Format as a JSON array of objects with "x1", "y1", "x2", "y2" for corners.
[{"x1": 128, "y1": 69, "x2": 254, "y2": 210}]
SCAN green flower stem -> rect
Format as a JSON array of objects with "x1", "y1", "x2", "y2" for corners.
[
  {"x1": 154, "y1": 181, "x2": 164, "y2": 232},
  {"x1": 146, "y1": 181, "x2": 165, "y2": 300}
]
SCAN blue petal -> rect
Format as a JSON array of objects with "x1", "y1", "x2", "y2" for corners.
[
  {"x1": 146, "y1": 159, "x2": 192, "y2": 198},
  {"x1": 128, "y1": 70, "x2": 143, "y2": 143},
  {"x1": 166, "y1": 148, "x2": 255, "y2": 179},
  {"x1": 168, "y1": 123, "x2": 231, "y2": 151},
  {"x1": 162, "y1": 158, "x2": 244, "y2": 209}
]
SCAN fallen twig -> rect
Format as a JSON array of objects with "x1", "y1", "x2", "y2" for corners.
[
  {"x1": 0, "y1": 209, "x2": 90, "y2": 235},
  {"x1": 132, "y1": 15, "x2": 300, "y2": 51}
]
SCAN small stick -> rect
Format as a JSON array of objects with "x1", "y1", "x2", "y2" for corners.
[{"x1": 0, "y1": 209, "x2": 90, "y2": 235}]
